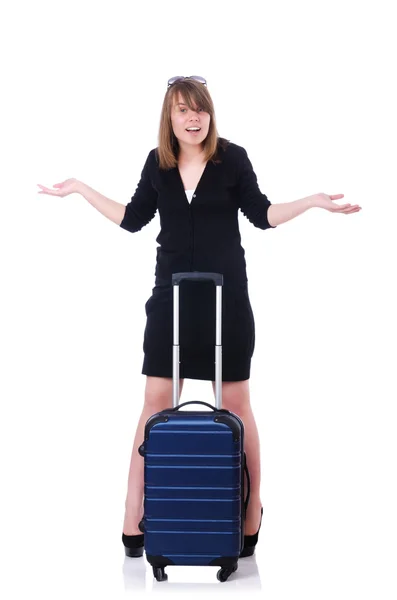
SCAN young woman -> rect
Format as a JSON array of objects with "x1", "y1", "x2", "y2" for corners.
[{"x1": 37, "y1": 75, "x2": 361, "y2": 559}]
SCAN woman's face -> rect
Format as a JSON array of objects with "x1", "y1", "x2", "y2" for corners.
[{"x1": 170, "y1": 91, "x2": 210, "y2": 149}]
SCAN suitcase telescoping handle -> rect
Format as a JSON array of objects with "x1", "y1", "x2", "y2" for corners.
[{"x1": 172, "y1": 272, "x2": 223, "y2": 409}]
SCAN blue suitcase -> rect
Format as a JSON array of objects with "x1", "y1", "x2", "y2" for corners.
[{"x1": 138, "y1": 272, "x2": 251, "y2": 583}]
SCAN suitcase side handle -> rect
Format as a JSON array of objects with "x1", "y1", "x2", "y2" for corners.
[
  {"x1": 244, "y1": 452, "x2": 251, "y2": 518},
  {"x1": 172, "y1": 272, "x2": 223, "y2": 286}
]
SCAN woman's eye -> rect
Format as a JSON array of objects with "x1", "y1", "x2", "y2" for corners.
[{"x1": 180, "y1": 107, "x2": 204, "y2": 113}]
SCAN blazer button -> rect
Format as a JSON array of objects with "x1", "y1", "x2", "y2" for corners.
[{"x1": 193, "y1": 194, "x2": 196, "y2": 198}]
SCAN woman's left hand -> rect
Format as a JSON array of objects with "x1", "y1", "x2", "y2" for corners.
[
  {"x1": 312, "y1": 193, "x2": 361, "y2": 215},
  {"x1": 312, "y1": 193, "x2": 362, "y2": 214}
]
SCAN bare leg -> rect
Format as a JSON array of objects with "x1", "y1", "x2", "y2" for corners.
[
  {"x1": 212, "y1": 379, "x2": 263, "y2": 536},
  {"x1": 123, "y1": 376, "x2": 184, "y2": 535}
]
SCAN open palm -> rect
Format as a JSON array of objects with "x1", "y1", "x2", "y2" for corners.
[
  {"x1": 315, "y1": 193, "x2": 361, "y2": 214},
  {"x1": 37, "y1": 178, "x2": 79, "y2": 198}
]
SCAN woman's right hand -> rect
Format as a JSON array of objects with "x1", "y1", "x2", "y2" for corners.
[{"x1": 37, "y1": 178, "x2": 81, "y2": 197}]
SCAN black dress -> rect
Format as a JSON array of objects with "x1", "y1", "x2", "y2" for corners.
[{"x1": 119, "y1": 138, "x2": 276, "y2": 381}]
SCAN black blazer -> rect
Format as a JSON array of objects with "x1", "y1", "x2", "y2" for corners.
[{"x1": 120, "y1": 138, "x2": 276, "y2": 287}]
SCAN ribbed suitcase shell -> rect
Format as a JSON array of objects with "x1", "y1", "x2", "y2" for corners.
[{"x1": 141, "y1": 408, "x2": 245, "y2": 566}]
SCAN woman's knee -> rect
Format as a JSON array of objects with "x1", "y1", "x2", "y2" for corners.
[{"x1": 144, "y1": 376, "x2": 184, "y2": 411}]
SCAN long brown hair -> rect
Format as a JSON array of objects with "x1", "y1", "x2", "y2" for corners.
[{"x1": 156, "y1": 78, "x2": 229, "y2": 170}]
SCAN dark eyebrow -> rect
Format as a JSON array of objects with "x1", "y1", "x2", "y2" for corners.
[{"x1": 177, "y1": 102, "x2": 200, "y2": 110}]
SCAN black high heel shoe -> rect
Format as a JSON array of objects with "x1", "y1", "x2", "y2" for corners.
[
  {"x1": 122, "y1": 533, "x2": 144, "y2": 558},
  {"x1": 240, "y1": 507, "x2": 263, "y2": 558}
]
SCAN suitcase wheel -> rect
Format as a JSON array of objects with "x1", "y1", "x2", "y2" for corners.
[
  {"x1": 216, "y1": 563, "x2": 238, "y2": 583},
  {"x1": 153, "y1": 566, "x2": 168, "y2": 582}
]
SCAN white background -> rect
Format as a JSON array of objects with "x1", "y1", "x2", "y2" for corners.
[{"x1": 1, "y1": 0, "x2": 396, "y2": 597}]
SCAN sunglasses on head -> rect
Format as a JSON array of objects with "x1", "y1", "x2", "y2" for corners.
[{"x1": 167, "y1": 75, "x2": 207, "y2": 88}]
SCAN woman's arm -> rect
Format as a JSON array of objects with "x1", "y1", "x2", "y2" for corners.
[
  {"x1": 235, "y1": 146, "x2": 360, "y2": 229},
  {"x1": 267, "y1": 196, "x2": 315, "y2": 227},
  {"x1": 77, "y1": 182, "x2": 126, "y2": 225},
  {"x1": 37, "y1": 150, "x2": 158, "y2": 230},
  {"x1": 80, "y1": 150, "x2": 158, "y2": 231},
  {"x1": 267, "y1": 193, "x2": 361, "y2": 227}
]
